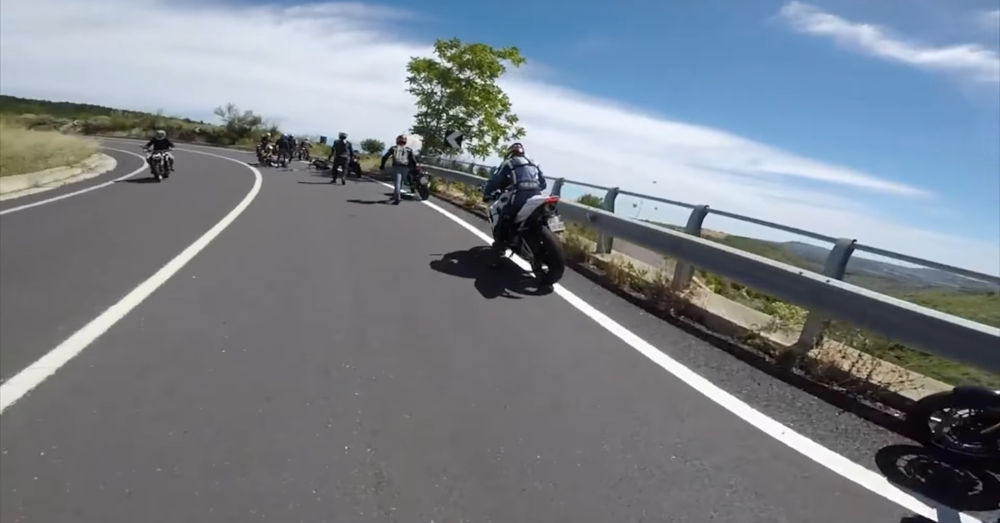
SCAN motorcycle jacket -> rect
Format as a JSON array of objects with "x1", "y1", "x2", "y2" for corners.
[
  {"x1": 276, "y1": 136, "x2": 290, "y2": 150},
  {"x1": 483, "y1": 156, "x2": 546, "y2": 196},
  {"x1": 380, "y1": 145, "x2": 417, "y2": 170},
  {"x1": 145, "y1": 137, "x2": 174, "y2": 152},
  {"x1": 332, "y1": 138, "x2": 354, "y2": 159}
]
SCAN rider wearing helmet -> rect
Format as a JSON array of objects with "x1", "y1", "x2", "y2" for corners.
[
  {"x1": 329, "y1": 132, "x2": 354, "y2": 185},
  {"x1": 257, "y1": 132, "x2": 272, "y2": 160},
  {"x1": 143, "y1": 130, "x2": 176, "y2": 171},
  {"x1": 379, "y1": 134, "x2": 417, "y2": 204},
  {"x1": 286, "y1": 134, "x2": 297, "y2": 160},
  {"x1": 482, "y1": 142, "x2": 547, "y2": 255},
  {"x1": 275, "y1": 133, "x2": 292, "y2": 163}
]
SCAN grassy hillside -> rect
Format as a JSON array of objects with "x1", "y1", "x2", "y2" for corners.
[{"x1": 0, "y1": 95, "x2": 275, "y2": 148}]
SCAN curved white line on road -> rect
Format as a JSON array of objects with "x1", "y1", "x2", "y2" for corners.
[
  {"x1": 0, "y1": 150, "x2": 263, "y2": 414},
  {"x1": 0, "y1": 148, "x2": 148, "y2": 216},
  {"x1": 367, "y1": 178, "x2": 982, "y2": 523}
]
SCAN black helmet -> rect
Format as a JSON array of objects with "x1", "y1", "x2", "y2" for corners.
[{"x1": 506, "y1": 142, "x2": 525, "y2": 158}]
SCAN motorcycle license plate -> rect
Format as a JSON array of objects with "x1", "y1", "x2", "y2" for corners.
[
  {"x1": 547, "y1": 216, "x2": 566, "y2": 232},
  {"x1": 419, "y1": 176, "x2": 429, "y2": 186}
]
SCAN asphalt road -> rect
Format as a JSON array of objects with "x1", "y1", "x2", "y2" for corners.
[{"x1": 0, "y1": 140, "x2": 987, "y2": 523}]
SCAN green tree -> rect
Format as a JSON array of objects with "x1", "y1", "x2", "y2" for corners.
[
  {"x1": 576, "y1": 194, "x2": 603, "y2": 208},
  {"x1": 213, "y1": 103, "x2": 267, "y2": 143},
  {"x1": 360, "y1": 138, "x2": 385, "y2": 155},
  {"x1": 405, "y1": 38, "x2": 526, "y2": 159}
]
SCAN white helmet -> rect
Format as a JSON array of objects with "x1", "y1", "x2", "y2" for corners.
[{"x1": 155, "y1": 130, "x2": 166, "y2": 139}]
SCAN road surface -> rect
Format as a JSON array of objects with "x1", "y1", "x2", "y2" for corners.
[{"x1": 0, "y1": 139, "x2": 985, "y2": 523}]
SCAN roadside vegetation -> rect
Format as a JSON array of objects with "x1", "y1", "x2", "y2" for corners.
[{"x1": 0, "y1": 117, "x2": 98, "y2": 178}]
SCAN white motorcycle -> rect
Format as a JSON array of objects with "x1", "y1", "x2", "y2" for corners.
[{"x1": 483, "y1": 186, "x2": 568, "y2": 286}]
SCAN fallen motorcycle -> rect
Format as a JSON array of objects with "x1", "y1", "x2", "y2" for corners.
[
  {"x1": 909, "y1": 385, "x2": 1000, "y2": 463},
  {"x1": 483, "y1": 186, "x2": 567, "y2": 286}
]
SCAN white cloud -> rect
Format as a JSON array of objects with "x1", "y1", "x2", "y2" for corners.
[
  {"x1": 1, "y1": 0, "x2": 997, "y2": 275},
  {"x1": 778, "y1": 1, "x2": 1000, "y2": 84},
  {"x1": 980, "y1": 9, "x2": 1000, "y2": 29}
]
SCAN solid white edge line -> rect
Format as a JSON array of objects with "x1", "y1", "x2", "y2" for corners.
[
  {"x1": 0, "y1": 147, "x2": 149, "y2": 216},
  {"x1": 0, "y1": 150, "x2": 263, "y2": 414},
  {"x1": 365, "y1": 177, "x2": 982, "y2": 523}
]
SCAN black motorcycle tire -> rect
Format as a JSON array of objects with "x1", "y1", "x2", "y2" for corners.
[
  {"x1": 909, "y1": 391, "x2": 1000, "y2": 462},
  {"x1": 529, "y1": 227, "x2": 566, "y2": 287}
]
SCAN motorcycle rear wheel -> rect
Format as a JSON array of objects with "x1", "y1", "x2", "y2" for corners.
[
  {"x1": 909, "y1": 391, "x2": 1000, "y2": 462},
  {"x1": 529, "y1": 227, "x2": 566, "y2": 287}
]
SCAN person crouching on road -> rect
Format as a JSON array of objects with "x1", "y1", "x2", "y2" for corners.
[
  {"x1": 143, "y1": 130, "x2": 176, "y2": 171},
  {"x1": 380, "y1": 135, "x2": 418, "y2": 205},
  {"x1": 329, "y1": 132, "x2": 354, "y2": 184}
]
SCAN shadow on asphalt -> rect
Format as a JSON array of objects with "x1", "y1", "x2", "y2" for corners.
[
  {"x1": 346, "y1": 198, "x2": 390, "y2": 205},
  {"x1": 429, "y1": 246, "x2": 554, "y2": 300},
  {"x1": 118, "y1": 176, "x2": 163, "y2": 184},
  {"x1": 875, "y1": 444, "x2": 1000, "y2": 515}
]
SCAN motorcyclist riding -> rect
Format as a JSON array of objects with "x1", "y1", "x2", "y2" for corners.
[
  {"x1": 329, "y1": 132, "x2": 354, "y2": 185},
  {"x1": 297, "y1": 138, "x2": 311, "y2": 160},
  {"x1": 482, "y1": 142, "x2": 547, "y2": 256},
  {"x1": 379, "y1": 135, "x2": 418, "y2": 204},
  {"x1": 143, "y1": 130, "x2": 175, "y2": 171}
]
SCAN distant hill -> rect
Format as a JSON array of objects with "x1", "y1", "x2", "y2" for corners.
[
  {"x1": 642, "y1": 220, "x2": 999, "y2": 295},
  {"x1": 0, "y1": 94, "x2": 206, "y2": 124}
]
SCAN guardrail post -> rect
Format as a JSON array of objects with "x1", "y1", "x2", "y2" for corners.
[
  {"x1": 596, "y1": 187, "x2": 620, "y2": 254},
  {"x1": 670, "y1": 205, "x2": 711, "y2": 291},
  {"x1": 550, "y1": 178, "x2": 565, "y2": 197},
  {"x1": 792, "y1": 238, "x2": 857, "y2": 355}
]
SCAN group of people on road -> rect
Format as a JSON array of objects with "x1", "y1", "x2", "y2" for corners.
[
  {"x1": 256, "y1": 132, "x2": 311, "y2": 165},
  {"x1": 140, "y1": 128, "x2": 547, "y2": 258}
]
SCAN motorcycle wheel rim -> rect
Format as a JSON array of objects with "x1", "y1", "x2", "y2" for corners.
[{"x1": 929, "y1": 407, "x2": 1000, "y2": 457}]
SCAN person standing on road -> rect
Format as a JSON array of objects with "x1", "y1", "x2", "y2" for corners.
[
  {"x1": 328, "y1": 132, "x2": 354, "y2": 185},
  {"x1": 286, "y1": 134, "x2": 297, "y2": 163},
  {"x1": 380, "y1": 135, "x2": 418, "y2": 205}
]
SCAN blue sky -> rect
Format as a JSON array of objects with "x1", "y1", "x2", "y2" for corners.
[
  {"x1": 2, "y1": 0, "x2": 998, "y2": 272},
  {"x1": 401, "y1": 0, "x2": 1000, "y2": 244}
]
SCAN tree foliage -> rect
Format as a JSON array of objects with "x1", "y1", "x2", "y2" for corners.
[
  {"x1": 360, "y1": 138, "x2": 385, "y2": 155},
  {"x1": 405, "y1": 38, "x2": 526, "y2": 159},
  {"x1": 213, "y1": 103, "x2": 269, "y2": 143},
  {"x1": 576, "y1": 194, "x2": 604, "y2": 208}
]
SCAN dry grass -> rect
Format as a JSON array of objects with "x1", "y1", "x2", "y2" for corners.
[{"x1": 0, "y1": 120, "x2": 98, "y2": 177}]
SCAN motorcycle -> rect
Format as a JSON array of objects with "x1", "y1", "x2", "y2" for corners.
[
  {"x1": 143, "y1": 148, "x2": 170, "y2": 182},
  {"x1": 405, "y1": 165, "x2": 431, "y2": 201},
  {"x1": 483, "y1": 186, "x2": 567, "y2": 286},
  {"x1": 256, "y1": 143, "x2": 275, "y2": 166},
  {"x1": 908, "y1": 385, "x2": 1000, "y2": 463},
  {"x1": 348, "y1": 156, "x2": 363, "y2": 178},
  {"x1": 297, "y1": 146, "x2": 311, "y2": 161}
]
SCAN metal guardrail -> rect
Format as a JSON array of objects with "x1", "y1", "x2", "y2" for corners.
[{"x1": 418, "y1": 162, "x2": 1000, "y2": 375}]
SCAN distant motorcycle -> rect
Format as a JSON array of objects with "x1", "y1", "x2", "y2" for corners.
[
  {"x1": 296, "y1": 146, "x2": 311, "y2": 161},
  {"x1": 909, "y1": 385, "x2": 1000, "y2": 463},
  {"x1": 348, "y1": 156, "x2": 363, "y2": 178},
  {"x1": 483, "y1": 186, "x2": 567, "y2": 286},
  {"x1": 143, "y1": 148, "x2": 170, "y2": 182}
]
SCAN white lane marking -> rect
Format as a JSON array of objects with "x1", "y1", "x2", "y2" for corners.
[
  {"x1": 0, "y1": 148, "x2": 147, "y2": 216},
  {"x1": 366, "y1": 178, "x2": 982, "y2": 523},
  {"x1": 0, "y1": 150, "x2": 263, "y2": 415}
]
